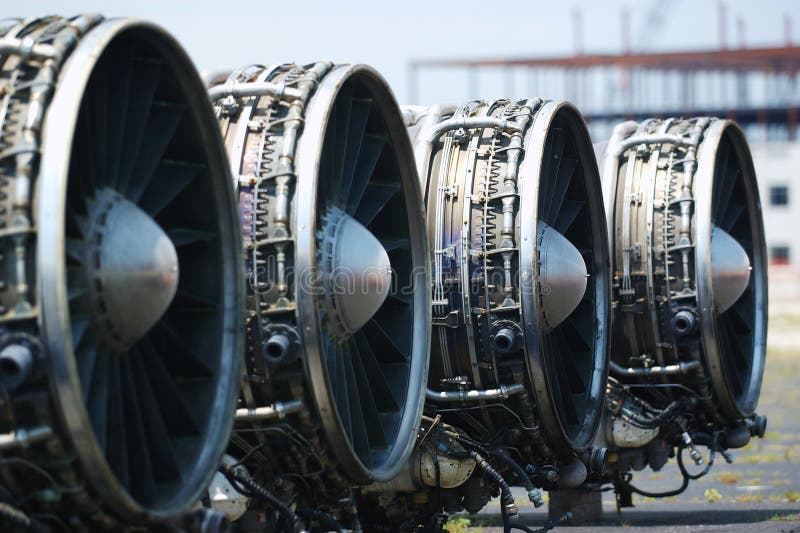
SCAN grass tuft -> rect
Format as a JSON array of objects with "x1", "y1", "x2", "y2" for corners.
[
  {"x1": 716, "y1": 471, "x2": 742, "y2": 484},
  {"x1": 704, "y1": 488, "x2": 723, "y2": 503}
]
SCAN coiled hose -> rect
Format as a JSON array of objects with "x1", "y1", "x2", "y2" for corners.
[
  {"x1": 470, "y1": 451, "x2": 518, "y2": 519},
  {"x1": 622, "y1": 400, "x2": 683, "y2": 429},
  {"x1": 218, "y1": 464, "x2": 307, "y2": 533},
  {"x1": 618, "y1": 442, "x2": 715, "y2": 499}
]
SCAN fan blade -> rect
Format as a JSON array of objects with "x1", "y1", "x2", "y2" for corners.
[
  {"x1": 339, "y1": 97, "x2": 372, "y2": 205},
  {"x1": 106, "y1": 356, "x2": 130, "y2": 488},
  {"x1": 65, "y1": 238, "x2": 85, "y2": 264},
  {"x1": 106, "y1": 41, "x2": 134, "y2": 190},
  {"x1": 74, "y1": 98, "x2": 98, "y2": 195},
  {"x1": 130, "y1": 351, "x2": 182, "y2": 483},
  {"x1": 716, "y1": 176, "x2": 738, "y2": 226},
  {"x1": 120, "y1": 357, "x2": 157, "y2": 500},
  {"x1": 167, "y1": 228, "x2": 217, "y2": 247},
  {"x1": 343, "y1": 342, "x2": 372, "y2": 466},
  {"x1": 75, "y1": 332, "x2": 98, "y2": 400},
  {"x1": 333, "y1": 341, "x2": 353, "y2": 443},
  {"x1": 547, "y1": 158, "x2": 577, "y2": 224},
  {"x1": 138, "y1": 337, "x2": 201, "y2": 437},
  {"x1": 134, "y1": 160, "x2": 203, "y2": 215},
  {"x1": 540, "y1": 128, "x2": 566, "y2": 215},
  {"x1": 346, "y1": 135, "x2": 386, "y2": 214},
  {"x1": 87, "y1": 348, "x2": 110, "y2": 451},
  {"x1": 121, "y1": 102, "x2": 185, "y2": 198},
  {"x1": 554, "y1": 199, "x2": 585, "y2": 234},
  {"x1": 115, "y1": 58, "x2": 162, "y2": 190},
  {"x1": 379, "y1": 237, "x2": 409, "y2": 252},
  {"x1": 150, "y1": 321, "x2": 213, "y2": 378},
  {"x1": 90, "y1": 52, "x2": 110, "y2": 188},
  {"x1": 71, "y1": 317, "x2": 91, "y2": 349},
  {"x1": 331, "y1": 82, "x2": 354, "y2": 191},
  {"x1": 354, "y1": 331, "x2": 400, "y2": 413},
  {"x1": 354, "y1": 182, "x2": 400, "y2": 227},
  {"x1": 370, "y1": 305, "x2": 413, "y2": 359},
  {"x1": 553, "y1": 348, "x2": 580, "y2": 425}
]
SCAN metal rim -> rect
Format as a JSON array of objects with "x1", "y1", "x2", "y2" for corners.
[
  {"x1": 38, "y1": 18, "x2": 243, "y2": 520},
  {"x1": 695, "y1": 120, "x2": 767, "y2": 419},
  {"x1": 520, "y1": 101, "x2": 610, "y2": 452},
  {"x1": 295, "y1": 64, "x2": 430, "y2": 482}
]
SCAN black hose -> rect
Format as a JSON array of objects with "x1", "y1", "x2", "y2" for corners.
[
  {"x1": 453, "y1": 434, "x2": 492, "y2": 457},
  {"x1": 618, "y1": 447, "x2": 691, "y2": 498},
  {"x1": 492, "y1": 448, "x2": 533, "y2": 490},
  {"x1": 622, "y1": 469, "x2": 689, "y2": 499},
  {"x1": 218, "y1": 464, "x2": 305, "y2": 533},
  {"x1": 296, "y1": 508, "x2": 343, "y2": 533},
  {"x1": 622, "y1": 400, "x2": 682, "y2": 429},
  {"x1": 505, "y1": 512, "x2": 572, "y2": 533},
  {"x1": 470, "y1": 451, "x2": 517, "y2": 519},
  {"x1": 677, "y1": 439, "x2": 716, "y2": 480}
]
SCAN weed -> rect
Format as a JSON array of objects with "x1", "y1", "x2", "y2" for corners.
[
  {"x1": 768, "y1": 512, "x2": 800, "y2": 522},
  {"x1": 444, "y1": 516, "x2": 472, "y2": 533},
  {"x1": 704, "y1": 488, "x2": 723, "y2": 503},
  {"x1": 781, "y1": 490, "x2": 800, "y2": 503},
  {"x1": 716, "y1": 471, "x2": 742, "y2": 484}
]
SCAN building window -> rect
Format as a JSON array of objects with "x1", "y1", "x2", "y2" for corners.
[
  {"x1": 770, "y1": 185, "x2": 789, "y2": 206},
  {"x1": 770, "y1": 245, "x2": 790, "y2": 266}
]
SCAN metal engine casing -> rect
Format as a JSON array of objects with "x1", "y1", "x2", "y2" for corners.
[
  {"x1": 0, "y1": 14, "x2": 243, "y2": 529},
  {"x1": 209, "y1": 62, "x2": 431, "y2": 527},
  {"x1": 360, "y1": 98, "x2": 611, "y2": 530},
  {"x1": 592, "y1": 117, "x2": 768, "y2": 501}
]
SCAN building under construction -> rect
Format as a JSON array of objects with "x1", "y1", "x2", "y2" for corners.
[{"x1": 409, "y1": 15, "x2": 800, "y2": 285}]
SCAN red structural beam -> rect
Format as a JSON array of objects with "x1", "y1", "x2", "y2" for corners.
[{"x1": 414, "y1": 46, "x2": 800, "y2": 72}]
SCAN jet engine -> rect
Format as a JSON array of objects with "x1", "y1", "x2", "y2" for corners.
[
  {"x1": 207, "y1": 63, "x2": 430, "y2": 531},
  {"x1": 359, "y1": 99, "x2": 611, "y2": 531},
  {"x1": 593, "y1": 117, "x2": 767, "y2": 507},
  {"x1": 0, "y1": 14, "x2": 243, "y2": 530}
]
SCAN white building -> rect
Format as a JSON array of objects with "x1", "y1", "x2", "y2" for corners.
[{"x1": 750, "y1": 141, "x2": 800, "y2": 301}]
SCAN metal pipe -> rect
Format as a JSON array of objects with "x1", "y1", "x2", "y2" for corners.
[
  {"x1": 401, "y1": 103, "x2": 457, "y2": 127},
  {"x1": 0, "y1": 38, "x2": 58, "y2": 60},
  {"x1": 612, "y1": 133, "x2": 696, "y2": 156},
  {"x1": 201, "y1": 68, "x2": 233, "y2": 88},
  {"x1": 264, "y1": 333, "x2": 291, "y2": 362},
  {"x1": 425, "y1": 383, "x2": 525, "y2": 402},
  {"x1": 405, "y1": 104, "x2": 456, "y2": 188},
  {"x1": 235, "y1": 400, "x2": 304, "y2": 421},
  {"x1": 208, "y1": 81, "x2": 304, "y2": 102},
  {"x1": 401, "y1": 105, "x2": 436, "y2": 127},
  {"x1": 427, "y1": 116, "x2": 521, "y2": 141},
  {"x1": 600, "y1": 121, "x2": 638, "y2": 213},
  {"x1": 411, "y1": 110, "x2": 521, "y2": 190},
  {"x1": 609, "y1": 360, "x2": 701, "y2": 377},
  {"x1": 0, "y1": 343, "x2": 34, "y2": 389},
  {"x1": 0, "y1": 426, "x2": 52, "y2": 451}
]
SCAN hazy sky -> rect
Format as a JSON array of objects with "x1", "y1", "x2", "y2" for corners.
[{"x1": 8, "y1": 0, "x2": 800, "y2": 103}]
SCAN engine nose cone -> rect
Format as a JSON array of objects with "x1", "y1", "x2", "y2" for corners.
[
  {"x1": 711, "y1": 224, "x2": 751, "y2": 313},
  {"x1": 320, "y1": 207, "x2": 392, "y2": 338},
  {"x1": 537, "y1": 221, "x2": 587, "y2": 333},
  {"x1": 84, "y1": 189, "x2": 179, "y2": 351}
]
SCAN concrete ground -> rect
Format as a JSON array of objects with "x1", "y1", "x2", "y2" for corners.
[{"x1": 451, "y1": 300, "x2": 800, "y2": 532}]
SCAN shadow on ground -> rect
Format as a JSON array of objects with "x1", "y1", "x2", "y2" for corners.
[
  {"x1": 461, "y1": 505, "x2": 800, "y2": 531},
  {"x1": 462, "y1": 303, "x2": 800, "y2": 531}
]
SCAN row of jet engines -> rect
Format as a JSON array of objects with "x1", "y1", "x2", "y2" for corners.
[{"x1": 0, "y1": 14, "x2": 767, "y2": 533}]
